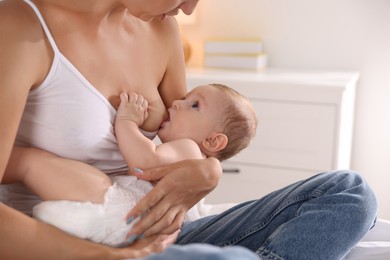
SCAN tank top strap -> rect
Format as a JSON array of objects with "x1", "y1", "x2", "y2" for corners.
[{"x1": 23, "y1": 0, "x2": 60, "y2": 54}]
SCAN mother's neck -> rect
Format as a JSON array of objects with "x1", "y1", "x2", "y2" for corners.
[{"x1": 32, "y1": 0, "x2": 128, "y2": 18}]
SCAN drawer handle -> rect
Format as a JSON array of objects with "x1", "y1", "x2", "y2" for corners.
[{"x1": 222, "y1": 167, "x2": 240, "y2": 174}]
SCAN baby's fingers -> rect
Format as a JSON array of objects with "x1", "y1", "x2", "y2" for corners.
[
  {"x1": 129, "y1": 92, "x2": 139, "y2": 103},
  {"x1": 135, "y1": 94, "x2": 145, "y2": 106},
  {"x1": 142, "y1": 98, "x2": 148, "y2": 110},
  {"x1": 119, "y1": 92, "x2": 129, "y2": 103}
]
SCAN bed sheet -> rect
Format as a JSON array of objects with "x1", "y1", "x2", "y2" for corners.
[
  {"x1": 198, "y1": 202, "x2": 390, "y2": 259},
  {"x1": 345, "y1": 218, "x2": 390, "y2": 259}
]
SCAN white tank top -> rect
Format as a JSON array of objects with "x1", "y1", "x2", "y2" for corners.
[
  {"x1": 0, "y1": 0, "x2": 158, "y2": 214},
  {"x1": 16, "y1": 0, "x2": 157, "y2": 174}
]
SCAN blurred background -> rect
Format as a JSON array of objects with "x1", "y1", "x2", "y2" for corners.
[{"x1": 179, "y1": 0, "x2": 390, "y2": 219}]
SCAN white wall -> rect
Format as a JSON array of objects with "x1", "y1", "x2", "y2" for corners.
[{"x1": 183, "y1": 0, "x2": 390, "y2": 219}]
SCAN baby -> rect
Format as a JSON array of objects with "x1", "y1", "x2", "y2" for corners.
[{"x1": 32, "y1": 83, "x2": 257, "y2": 247}]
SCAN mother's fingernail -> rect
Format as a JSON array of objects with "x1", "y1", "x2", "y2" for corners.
[
  {"x1": 132, "y1": 167, "x2": 143, "y2": 174},
  {"x1": 127, "y1": 234, "x2": 137, "y2": 244},
  {"x1": 126, "y1": 216, "x2": 135, "y2": 224}
]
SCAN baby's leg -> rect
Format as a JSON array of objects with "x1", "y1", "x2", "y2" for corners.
[{"x1": 5, "y1": 146, "x2": 111, "y2": 203}]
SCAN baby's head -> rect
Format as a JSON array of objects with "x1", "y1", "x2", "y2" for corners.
[
  {"x1": 208, "y1": 83, "x2": 257, "y2": 161},
  {"x1": 158, "y1": 83, "x2": 257, "y2": 161}
]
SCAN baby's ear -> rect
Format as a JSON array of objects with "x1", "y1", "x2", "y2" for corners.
[{"x1": 201, "y1": 133, "x2": 228, "y2": 153}]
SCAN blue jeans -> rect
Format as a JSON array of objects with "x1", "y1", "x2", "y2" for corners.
[{"x1": 143, "y1": 170, "x2": 377, "y2": 260}]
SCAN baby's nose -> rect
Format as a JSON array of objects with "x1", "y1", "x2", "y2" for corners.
[{"x1": 172, "y1": 100, "x2": 182, "y2": 110}]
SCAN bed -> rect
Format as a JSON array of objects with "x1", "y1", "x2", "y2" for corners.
[
  {"x1": 198, "y1": 201, "x2": 390, "y2": 259},
  {"x1": 345, "y1": 218, "x2": 390, "y2": 259}
]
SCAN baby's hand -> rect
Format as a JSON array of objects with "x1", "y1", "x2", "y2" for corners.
[{"x1": 116, "y1": 92, "x2": 149, "y2": 127}]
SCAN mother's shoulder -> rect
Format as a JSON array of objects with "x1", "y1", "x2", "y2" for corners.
[
  {"x1": 0, "y1": 0, "x2": 46, "y2": 41},
  {"x1": 0, "y1": 0, "x2": 52, "y2": 88}
]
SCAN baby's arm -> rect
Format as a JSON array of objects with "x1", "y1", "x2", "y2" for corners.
[
  {"x1": 4, "y1": 146, "x2": 111, "y2": 203},
  {"x1": 115, "y1": 92, "x2": 203, "y2": 169}
]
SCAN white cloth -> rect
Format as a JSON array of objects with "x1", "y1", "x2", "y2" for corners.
[{"x1": 33, "y1": 176, "x2": 200, "y2": 247}]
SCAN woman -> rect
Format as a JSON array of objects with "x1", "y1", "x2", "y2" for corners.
[{"x1": 0, "y1": 0, "x2": 377, "y2": 259}]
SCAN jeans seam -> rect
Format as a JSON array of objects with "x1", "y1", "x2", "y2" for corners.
[{"x1": 256, "y1": 223, "x2": 286, "y2": 259}]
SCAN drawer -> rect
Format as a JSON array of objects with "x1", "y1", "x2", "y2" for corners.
[
  {"x1": 229, "y1": 99, "x2": 337, "y2": 172},
  {"x1": 205, "y1": 162, "x2": 319, "y2": 204}
]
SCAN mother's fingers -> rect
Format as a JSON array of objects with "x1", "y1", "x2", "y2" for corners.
[
  {"x1": 160, "y1": 209, "x2": 186, "y2": 235},
  {"x1": 127, "y1": 187, "x2": 176, "y2": 237},
  {"x1": 131, "y1": 201, "x2": 171, "y2": 237},
  {"x1": 132, "y1": 204, "x2": 185, "y2": 238},
  {"x1": 126, "y1": 181, "x2": 167, "y2": 224},
  {"x1": 130, "y1": 160, "x2": 185, "y2": 182},
  {"x1": 127, "y1": 159, "x2": 223, "y2": 239},
  {"x1": 125, "y1": 231, "x2": 180, "y2": 258}
]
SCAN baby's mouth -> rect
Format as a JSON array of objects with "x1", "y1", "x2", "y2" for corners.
[
  {"x1": 160, "y1": 14, "x2": 167, "y2": 20},
  {"x1": 160, "y1": 113, "x2": 171, "y2": 128}
]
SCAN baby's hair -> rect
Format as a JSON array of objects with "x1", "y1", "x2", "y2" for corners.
[{"x1": 209, "y1": 83, "x2": 257, "y2": 161}]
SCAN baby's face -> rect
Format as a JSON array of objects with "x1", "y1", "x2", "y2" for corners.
[{"x1": 158, "y1": 85, "x2": 224, "y2": 145}]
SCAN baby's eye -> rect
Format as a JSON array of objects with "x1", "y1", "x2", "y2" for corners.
[{"x1": 191, "y1": 101, "x2": 199, "y2": 110}]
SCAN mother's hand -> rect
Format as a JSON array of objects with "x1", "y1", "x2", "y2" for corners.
[
  {"x1": 126, "y1": 158, "x2": 222, "y2": 238},
  {"x1": 112, "y1": 230, "x2": 180, "y2": 259}
]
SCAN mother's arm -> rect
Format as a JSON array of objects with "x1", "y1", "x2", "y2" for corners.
[{"x1": 4, "y1": 146, "x2": 112, "y2": 203}]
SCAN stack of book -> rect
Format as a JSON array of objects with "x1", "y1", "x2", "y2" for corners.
[{"x1": 204, "y1": 39, "x2": 267, "y2": 71}]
